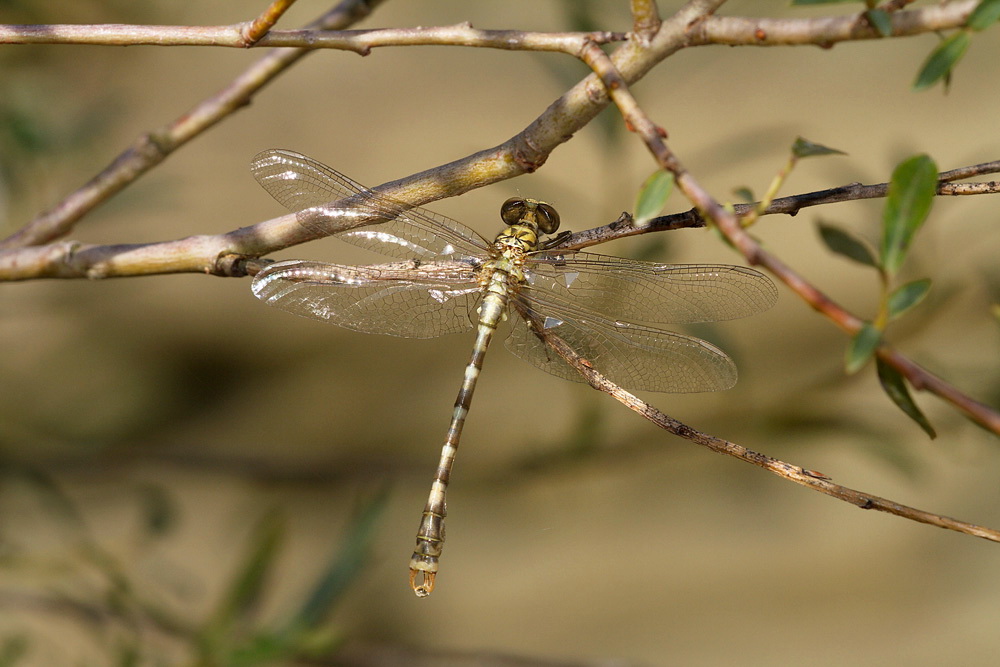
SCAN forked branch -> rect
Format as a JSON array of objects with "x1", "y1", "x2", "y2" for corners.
[
  {"x1": 576, "y1": 31, "x2": 1000, "y2": 436},
  {"x1": 0, "y1": 0, "x2": 977, "y2": 255}
]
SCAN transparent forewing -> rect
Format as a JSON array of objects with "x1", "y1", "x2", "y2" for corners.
[
  {"x1": 523, "y1": 251, "x2": 777, "y2": 325},
  {"x1": 251, "y1": 149, "x2": 489, "y2": 261},
  {"x1": 252, "y1": 259, "x2": 482, "y2": 338},
  {"x1": 505, "y1": 292, "x2": 737, "y2": 393}
]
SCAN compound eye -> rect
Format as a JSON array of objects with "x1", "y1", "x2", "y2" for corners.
[
  {"x1": 500, "y1": 198, "x2": 527, "y2": 225},
  {"x1": 535, "y1": 202, "x2": 560, "y2": 234}
]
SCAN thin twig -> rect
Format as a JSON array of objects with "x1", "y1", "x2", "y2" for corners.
[
  {"x1": 242, "y1": 0, "x2": 299, "y2": 45},
  {"x1": 555, "y1": 162, "x2": 1000, "y2": 249},
  {"x1": 0, "y1": 0, "x2": 383, "y2": 251},
  {"x1": 0, "y1": 23, "x2": 627, "y2": 53},
  {"x1": 0, "y1": 0, "x2": 973, "y2": 255},
  {"x1": 535, "y1": 325, "x2": 1000, "y2": 543},
  {"x1": 630, "y1": 0, "x2": 662, "y2": 41},
  {"x1": 688, "y1": 0, "x2": 977, "y2": 46},
  {"x1": 0, "y1": 1, "x2": 719, "y2": 256}
]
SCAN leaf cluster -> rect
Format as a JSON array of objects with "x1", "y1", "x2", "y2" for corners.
[{"x1": 818, "y1": 154, "x2": 939, "y2": 437}]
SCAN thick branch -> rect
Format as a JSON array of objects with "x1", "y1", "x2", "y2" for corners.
[
  {"x1": 0, "y1": 215, "x2": 300, "y2": 280},
  {"x1": 3, "y1": 157, "x2": 1000, "y2": 282}
]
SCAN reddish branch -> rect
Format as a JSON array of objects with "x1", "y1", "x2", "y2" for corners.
[{"x1": 573, "y1": 21, "x2": 1000, "y2": 437}]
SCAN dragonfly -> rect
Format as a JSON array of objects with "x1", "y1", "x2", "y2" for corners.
[{"x1": 249, "y1": 149, "x2": 778, "y2": 597}]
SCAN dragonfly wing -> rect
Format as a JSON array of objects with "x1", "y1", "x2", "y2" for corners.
[
  {"x1": 524, "y1": 251, "x2": 777, "y2": 324},
  {"x1": 252, "y1": 259, "x2": 481, "y2": 338},
  {"x1": 251, "y1": 149, "x2": 489, "y2": 261},
  {"x1": 505, "y1": 293, "x2": 737, "y2": 393}
]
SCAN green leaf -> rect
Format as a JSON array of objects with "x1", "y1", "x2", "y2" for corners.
[
  {"x1": 0, "y1": 636, "x2": 29, "y2": 667},
  {"x1": 792, "y1": 136, "x2": 847, "y2": 159},
  {"x1": 865, "y1": 9, "x2": 893, "y2": 37},
  {"x1": 634, "y1": 170, "x2": 673, "y2": 225},
  {"x1": 226, "y1": 632, "x2": 299, "y2": 666},
  {"x1": 114, "y1": 641, "x2": 140, "y2": 667},
  {"x1": 817, "y1": 221, "x2": 879, "y2": 268},
  {"x1": 292, "y1": 487, "x2": 390, "y2": 631},
  {"x1": 17, "y1": 467, "x2": 87, "y2": 532},
  {"x1": 876, "y1": 358, "x2": 937, "y2": 438},
  {"x1": 967, "y1": 0, "x2": 1000, "y2": 31},
  {"x1": 208, "y1": 510, "x2": 285, "y2": 635},
  {"x1": 914, "y1": 31, "x2": 971, "y2": 91},
  {"x1": 887, "y1": 278, "x2": 931, "y2": 320},
  {"x1": 845, "y1": 323, "x2": 881, "y2": 374},
  {"x1": 732, "y1": 186, "x2": 755, "y2": 203},
  {"x1": 136, "y1": 484, "x2": 175, "y2": 537},
  {"x1": 881, "y1": 154, "x2": 938, "y2": 275}
]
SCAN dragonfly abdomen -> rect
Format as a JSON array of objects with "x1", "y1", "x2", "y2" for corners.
[{"x1": 409, "y1": 266, "x2": 514, "y2": 597}]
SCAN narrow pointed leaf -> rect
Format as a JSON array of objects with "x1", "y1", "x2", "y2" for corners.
[
  {"x1": 293, "y1": 487, "x2": 390, "y2": 630},
  {"x1": 865, "y1": 9, "x2": 893, "y2": 37},
  {"x1": 887, "y1": 278, "x2": 931, "y2": 320},
  {"x1": 0, "y1": 636, "x2": 29, "y2": 666},
  {"x1": 846, "y1": 322, "x2": 881, "y2": 374},
  {"x1": 913, "y1": 31, "x2": 971, "y2": 91},
  {"x1": 136, "y1": 484, "x2": 175, "y2": 537},
  {"x1": 792, "y1": 137, "x2": 846, "y2": 159},
  {"x1": 967, "y1": 0, "x2": 1000, "y2": 31},
  {"x1": 634, "y1": 170, "x2": 673, "y2": 226},
  {"x1": 881, "y1": 154, "x2": 938, "y2": 275},
  {"x1": 818, "y1": 221, "x2": 879, "y2": 268},
  {"x1": 876, "y1": 358, "x2": 937, "y2": 438},
  {"x1": 209, "y1": 510, "x2": 285, "y2": 633}
]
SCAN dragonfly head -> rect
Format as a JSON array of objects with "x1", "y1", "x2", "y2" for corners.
[{"x1": 500, "y1": 197, "x2": 561, "y2": 235}]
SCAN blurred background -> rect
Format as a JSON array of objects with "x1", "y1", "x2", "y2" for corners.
[{"x1": 2, "y1": 0, "x2": 1000, "y2": 664}]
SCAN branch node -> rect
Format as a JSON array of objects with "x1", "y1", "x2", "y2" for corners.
[
  {"x1": 238, "y1": 21, "x2": 259, "y2": 48},
  {"x1": 215, "y1": 253, "x2": 250, "y2": 277}
]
